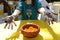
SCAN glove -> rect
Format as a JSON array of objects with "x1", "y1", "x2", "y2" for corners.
[
  {"x1": 44, "y1": 13, "x2": 57, "y2": 25},
  {"x1": 2, "y1": 15, "x2": 17, "y2": 30}
]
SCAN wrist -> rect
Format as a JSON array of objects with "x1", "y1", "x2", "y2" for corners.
[{"x1": 11, "y1": 15, "x2": 16, "y2": 20}]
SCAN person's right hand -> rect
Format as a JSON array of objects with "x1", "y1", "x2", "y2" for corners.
[{"x1": 2, "y1": 15, "x2": 17, "y2": 30}]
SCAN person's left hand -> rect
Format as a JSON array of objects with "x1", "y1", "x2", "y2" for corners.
[{"x1": 44, "y1": 13, "x2": 57, "y2": 25}]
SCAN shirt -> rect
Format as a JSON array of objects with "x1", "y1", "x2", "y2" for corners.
[{"x1": 16, "y1": 0, "x2": 42, "y2": 20}]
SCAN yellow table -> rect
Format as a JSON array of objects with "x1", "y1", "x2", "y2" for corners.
[{"x1": 0, "y1": 20, "x2": 60, "y2": 40}]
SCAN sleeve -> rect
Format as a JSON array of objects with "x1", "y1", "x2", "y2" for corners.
[
  {"x1": 16, "y1": 2, "x2": 22, "y2": 11},
  {"x1": 37, "y1": 0, "x2": 42, "y2": 9}
]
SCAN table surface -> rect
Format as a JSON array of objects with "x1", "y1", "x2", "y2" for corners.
[{"x1": 0, "y1": 20, "x2": 60, "y2": 40}]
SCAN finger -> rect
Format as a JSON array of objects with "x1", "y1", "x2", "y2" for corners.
[
  {"x1": 44, "y1": 18, "x2": 47, "y2": 22},
  {"x1": 2, "y1": 17, "x2": 9, "y2": 21},
  {"x1": 49, "y1": 18, "x2": 53, "y2": 24},
  {"x1": 11, "y1": 23, "x2": 13, "y2": 30},
  {"x1": 44, "y1": 15, "x2": 52, "y2": 25},
  {"x1": 4, "y1": 23, "x2": 8, "y2": 29},
  {"x1": 53, "y1": 18, "x2": 57, "y2": 22},
  {"x1": 51, "y1": 20, "x2": 53, "y2": 24},
  {"x1": 48, "y1": 20, "x2": 50, "y2": 25},
  {"x1": 53, "y1": 13, "x2": 58, "y2": 15},
  {"x1": 8, "y1": 23, "x2": 11, "y2": 29},
  {"x1": 2, "y1": 17, "x2": 7, "y2": 21},
  {"x1": 12, "y1": 21, "x2": 17, "y2": 26},
  {"x1": 48, "y1": 18, "x2": 52, "y2": 25},
  {"x1": 46, "y1": 16, "x2": 50, "y2": 24},
  {"x1": 44, "y1": 15, "x2": 48, "y2": 22}
]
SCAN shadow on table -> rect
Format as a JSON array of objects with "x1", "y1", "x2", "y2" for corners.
[
  {"x1": 23, "y1": 34, "x2": 43, "y2": 40},
  {"x1": 6, "y1": 31, "x2": 21, "y2": 40},
  {"x1": 16, "y1": 20, "x2": 58, "y2": 40},
  {"x1": 44, "y1": 22, "x2": 60, "y2": 40}
]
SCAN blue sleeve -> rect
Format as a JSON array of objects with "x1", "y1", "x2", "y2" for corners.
[
  {"x1": 37, "y1": 0, "x2": 42, "y2": 9},
  {"x1": 16, "y1": 2, "x2": 22, "y2": 11}
]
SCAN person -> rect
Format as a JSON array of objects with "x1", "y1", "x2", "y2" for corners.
[{"x1": 2, "y1": 0, "x2": 56, "y2": 29}]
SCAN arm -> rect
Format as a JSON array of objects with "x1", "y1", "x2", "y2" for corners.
[
  {"x1": 38, "y1": 8, "x2": 45, "y2": 15},
  {"x1": 38, "y1": 7, "x2": 57, "y2": 24},
  {"x1": 2, "y1": 2, "x2": 22, "y2": 21},
  {"x1": 37, "y1": 0, "x2": 45, "y2": 15},
  {"x1": 2, "y1": 2, "x2": 23, "y2": 29},
  {"x1": 11, "y1": 9, "x2": 21, "y2": 19},
  {"x1": 11, "y1": 2, "x2": 22, "y2": 19},
  {"x1": 37, "y1": 0, "x2": 57, "y2": 24}
]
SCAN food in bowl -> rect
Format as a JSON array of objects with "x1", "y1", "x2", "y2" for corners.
[
  {"x1": 21, "y1": 24, "x2": 40, "y2": 38},
  {"x1": 24, "y1": 26, "x2": 37, "y2": 32}
]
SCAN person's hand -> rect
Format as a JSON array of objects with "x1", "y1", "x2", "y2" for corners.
[
  {"x1": 2, "y1": 15, "x2": 17, "y2": 30},
  {"x1": 44, "y1": 13, "x2": 57, "y2": 25}
]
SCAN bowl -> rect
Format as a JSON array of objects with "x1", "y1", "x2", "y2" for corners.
[{"x1": 20, "y1": 24, "x2": 40, "y2": 38}]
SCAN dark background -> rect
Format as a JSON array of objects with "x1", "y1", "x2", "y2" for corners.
[{"x1": 54, "y1": 0, "x2": 60, "y2": 1}]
